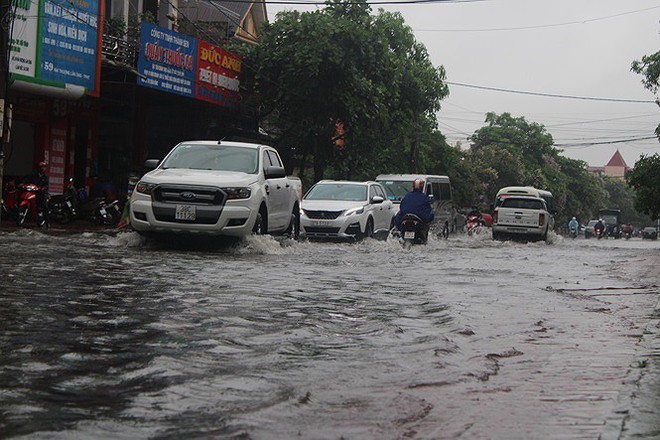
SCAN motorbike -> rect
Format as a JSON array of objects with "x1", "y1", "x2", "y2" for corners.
[
  {"x1": 48, "y1": 178, "x2": 78, "y2": 224},
  {"x1": 569, "y1": 226, "x2": 578, "y2": 239},
  {"x1": 466, "y1": 214, "x2": 485, "y2": 236},
  {"x1": 1, "y1": 179, "x2": 19, "y2": 220},
  {"x1": 15, "y1": 183, "x2": 46, "y2": 227},
  {"x1": 79, "y1": 197, "x2": 122, "y2": 226},
  {"x1": 398, "y1": 213, "x2": 428, "y2": 245},
  {"x1": 595, "y1": 224, "x2": 606, "y2": 240}
]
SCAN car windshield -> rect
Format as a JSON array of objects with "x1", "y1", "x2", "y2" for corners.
[
  {"x1": 587, "y1": 220, "x2": 598, "y2": 227},
  {"x1": 161, "y1": 144, "x2": 259, "y2": 174},
  {"x1": 304, "y1": 184, "x2": 367, "y2": 201},
  {"x1": 601, "y1": 215, "x2": 618, "y2": 224},
  {"x1": 500, "y1": 197, "x2": 544, "y2": 210},
  {"x1": 378, "y1": 180, "x2": 412, "y2": 203}
]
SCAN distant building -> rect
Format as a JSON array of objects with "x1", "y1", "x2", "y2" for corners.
[{"x1": 588, "y1": 150, "x2": 630, "y2": 180}]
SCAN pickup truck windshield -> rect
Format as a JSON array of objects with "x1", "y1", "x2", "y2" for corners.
[
  {"x1": 304, "y1": 184, "x2": 367, "y2": 201},
  {"x1": 161, "y1": 144, "x2": 259, "y2": 174}
]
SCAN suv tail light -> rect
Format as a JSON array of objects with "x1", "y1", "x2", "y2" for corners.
[
  {"x1": 539, "y1": 213, "x2": 545, "y2": 226},
  {"x1": 493, "y1": 210, "x2": 498, "y2": 224}
]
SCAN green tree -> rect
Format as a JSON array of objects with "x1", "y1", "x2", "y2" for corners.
[
  {"x1": 631, "y1": 51, "x2": 660, "y2": 138},
  {"x1": 627, "y1": 154, "x2": 660, "y2": 220},
  {"x1": 238, "y1": 0, "x2": 448, "y2": 184}
]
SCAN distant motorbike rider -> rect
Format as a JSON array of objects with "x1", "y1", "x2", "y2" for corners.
[
  {"x1": 594, "y1": 218, "x2": 605, "y2": 237},
  {"x1": 394, "y1": 178, "x2": 434, "y2": 237},
  {"x1": 568, "y1": 217, "x2": 579, "y2": 235},
  {"x1": 31, "y1": 161, "x2": 50, "y2": 226}
]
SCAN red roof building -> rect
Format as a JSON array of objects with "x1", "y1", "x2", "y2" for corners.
[{"x1": 588, "y1": 150, "x2": 629, "y2": 179}]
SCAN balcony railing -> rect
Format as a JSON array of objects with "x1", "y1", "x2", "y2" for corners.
[{"x1": 102, "y1": 34, "x2": 137, "y2": 67}]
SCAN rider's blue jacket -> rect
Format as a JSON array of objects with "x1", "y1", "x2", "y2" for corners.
[
  {"x1": 394, "y1": 190, "x2": 434, "y2": 229},
  {"x1": 568, "y1": 219, "x2": 579, "y2": 231}
]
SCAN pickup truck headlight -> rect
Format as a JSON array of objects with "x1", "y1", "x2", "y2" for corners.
[
  {"x1": 222, "y1": 187, "x2": 251, "y2": 200},
  {"x1": 136, "y1": 181, "x2": 157, "y2": 195},
  {"x1": 343, "y1": 206, "x2": 365, "y2": 216}
]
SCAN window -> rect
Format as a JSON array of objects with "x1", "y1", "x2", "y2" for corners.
[
  {"x1": 267, "y1": 150, "x2": 282, "y2": 168},
  {"x1": 369, "y1": 185, "x2": 378, "y2": 200},
  {"x1": 500, "y1": 198, "x2": 544, "y2": 210},
  {"x1": 439, "y1": 183, "x2": 451, "y2": 201},
  {"x1": 374, "y1": 185, "x2": 386, "y2": 199}
]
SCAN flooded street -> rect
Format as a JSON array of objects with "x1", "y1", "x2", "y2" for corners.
[{"x1": 1, "y1": 230, "x2": 658, "y2": 439}]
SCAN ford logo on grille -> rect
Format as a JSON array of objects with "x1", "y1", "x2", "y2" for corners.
[{"x1": 180, "y1": 191, "x2": 196, "y2": 200}]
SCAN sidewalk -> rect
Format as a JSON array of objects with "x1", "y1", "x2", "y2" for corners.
[{"x1": 0, "y1": 219, "x2": 127, "y2": 235}]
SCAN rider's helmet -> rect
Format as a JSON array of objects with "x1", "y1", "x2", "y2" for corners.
[
  {"x1": 572, "y1": 216, "x2": 576, "y2": 220},
  {"x1": 412, "y1": 178, "x2": 424, "y2": 191},
  {"x1": 38, "y1": 161, "x2": 46, "y2": 170}
]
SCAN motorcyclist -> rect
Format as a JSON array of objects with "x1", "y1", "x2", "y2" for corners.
[
  {"x1": 394, "y1": 178, "x2": 434, "y2": 239},
  {"x1": 594, "y1": 218, "x2": 605, "y2": 238},
  {"x1": 568, "y1": 216, "x2": 579, "y2": 236},
  {"x1": 31, "y1": 161, "x2": 50, "y2": 226}
]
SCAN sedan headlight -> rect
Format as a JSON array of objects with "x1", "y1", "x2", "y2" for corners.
[
  {"x1": 135, "y1": 181, "x2": 157, "y2": 195},
  {"x1": 222, "y1": 187, "x2": 251, "y2": 200},
  {"x1": 343, "y1": 206, "x2": 365, "y2": 216}
]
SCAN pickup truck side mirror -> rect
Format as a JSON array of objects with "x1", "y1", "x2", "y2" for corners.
[
  {"x1": 264, "y1": 166, "x2": 286, "y2": 179},
  {"x1": 371, "y1": 196, "x2": 384, "y2": 204},
  {"x1": 144, "y1": 159, "x2": 160, "y2": 170}
]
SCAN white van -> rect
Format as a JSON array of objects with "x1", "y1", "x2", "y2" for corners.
[
  {"x1": 492, "y1": 186, "x2": 555, "y2": 241},
  {"x1": 375, "y1": 174, "x2": 456, "y2": 236}
]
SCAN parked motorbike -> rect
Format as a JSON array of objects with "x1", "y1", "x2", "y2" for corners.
[
  {"x1": 398, "y1": 213, "x2": 429, "y2": 245},
  {"x1": 466, "y1": 214, "x2": 485, "y2": 236},
  {"x1": 79, "y1": 197, "x2": 122, "y2": 226},
  {"x1": 15, "y1": 183, "x2": 46, "y2": 227},
  {"x1": 1, "y1": 179, "x2": 19, "y2": 220},
  {"x1": 48, "y1": 178, "x2": 78, "y2": 224}
]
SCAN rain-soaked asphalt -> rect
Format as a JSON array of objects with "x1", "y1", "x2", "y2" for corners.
[{"x1": 0, "y1": 228, "x2": 658, "y2": 439}]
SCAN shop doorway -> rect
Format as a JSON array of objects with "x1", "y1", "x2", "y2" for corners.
[{"x1": 4, "y1": 121, "x2": 36, "y2": 180}]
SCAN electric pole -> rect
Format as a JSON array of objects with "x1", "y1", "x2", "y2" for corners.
[{"x1": 0, "y1": 0, "x2": 10, "y2": 228}]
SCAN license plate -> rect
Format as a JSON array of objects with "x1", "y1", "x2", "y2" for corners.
[
  {"x1": 404, "y1": 231, "x2": 415, "y2": 239},
  {"x1": 175, "y1": 204, "x2": 196, "y2": 220},
  {"x1": 311, "y1": 220, "x2": 331, "y2": 227},
  {"x1": 99, "y1": 207, "x2": 107, "y2": 215},
  {"x1": 66, "y1": 201, "x2": 72, "y2": 208}
]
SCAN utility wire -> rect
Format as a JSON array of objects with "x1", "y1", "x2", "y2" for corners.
[
  {"x1": 446, "y1": 81, "x2": 658, "y2": 104},
  {"x1": 554, "y1": 135, "x2": 658, "y2": 147},
  {"x1": 415, "y1": 5, "x2": 660, "y2": 32}
]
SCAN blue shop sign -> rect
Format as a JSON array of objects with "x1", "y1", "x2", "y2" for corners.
[
  {"x1": 40, "y1": 0, "x2": 100, "y2": 91},
  {"x1": 137, "y1": 22, "x2": 197, "y2": 98}
]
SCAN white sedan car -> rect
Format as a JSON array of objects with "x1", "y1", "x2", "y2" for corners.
[{"x1": 301, "y1": 180, "x2": 395, "y2": 240}]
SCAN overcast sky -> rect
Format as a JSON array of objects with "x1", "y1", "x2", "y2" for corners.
[{"x1": 266, "y1": 0, "x2": 660, "y2": 167}]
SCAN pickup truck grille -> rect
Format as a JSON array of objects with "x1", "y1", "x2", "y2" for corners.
[
  {"x1": 304, "y1": 210, "x2": 343, "y2": 220},
  {"x1": 153, "y1": 185, "x2": 226, "y2": 206},
  {"x1": 151, "y1": 185, "x2": 225, "y2": 224}
]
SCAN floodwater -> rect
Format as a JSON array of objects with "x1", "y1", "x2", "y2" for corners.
[{"x1": 0, "y1": 229, "x2": 658, "y2": 439}]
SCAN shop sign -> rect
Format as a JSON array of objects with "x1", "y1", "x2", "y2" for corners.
[
  {"x1": 40, "y1": 0, "x2": 101, "y2": 93},
  {"x1": 138, "y1": 22, "x2": 242, "y2": 109},
  {"x1": 137, "y1": 21, "x2": 197, "y2": 99},
  {"x1": 8, "y1": 0, "x2": 39, "y2": 78},
  {"x1": 47, "y1": 123, "x2": 68, "y2": 194},
  {"x1": 8, "y1": 0, "x2": 102, "y2": 96},
  {"x1": 196, "y1": 41, "x2": 242, "y2": 109}
]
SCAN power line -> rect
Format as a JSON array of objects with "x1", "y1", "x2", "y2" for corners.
[
  {"x1": 446, "y1": 81, "x2": 658, "y2": 104},
  {"x1": 554, "y1": 135, "x2": 658, "y2": 148},
  {"x1": 415, "y1": 5, "x2": 660, "y2": 32}
]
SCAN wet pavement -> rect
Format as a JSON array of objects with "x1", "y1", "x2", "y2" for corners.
[{"x1": 0, "y1": 228, "x2": 658, "y2": 439}]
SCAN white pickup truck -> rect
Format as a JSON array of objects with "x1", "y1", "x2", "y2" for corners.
[{"x1": 129, "y1": 141, "x2": 302, "y2": 238}]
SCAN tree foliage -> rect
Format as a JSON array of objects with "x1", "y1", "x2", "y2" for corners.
[
  {"x1": 237, "y1": 0, "x2": 448, "y2": 184},
  {"x1": 627, "y1": 154, "x2": 660, "y2": 220}
]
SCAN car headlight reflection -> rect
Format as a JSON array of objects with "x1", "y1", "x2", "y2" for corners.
[
  {"x1": 222, "y1": 187, "x2": 252, "y2": 200},
  {"x1": 343, "y1": 206, "x2": 365, "y2": 216},
  {"x1": 136, "y1": 181, "x2": 157, "y2": 195}
]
